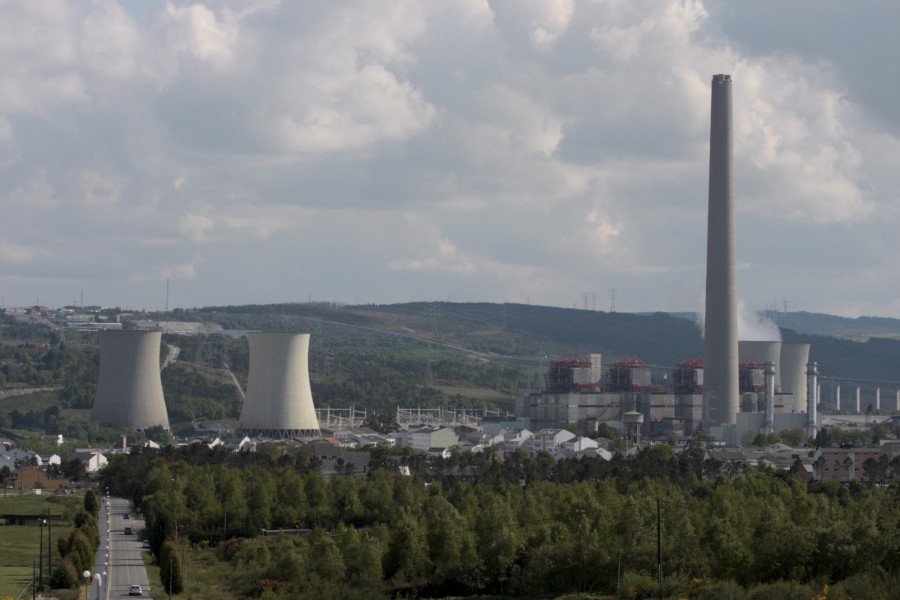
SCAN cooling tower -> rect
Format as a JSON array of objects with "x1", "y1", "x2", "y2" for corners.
[
  {"x1": 739, "y1": 341, "x2": 782, "y2": 387},
  {"x1": 90, "y1": 330, "x2": 170, "y2": 430},
  {"x1": 238, "y1": 332, "x2": 320, "y2": 438},
  {"x1": 780, "y1": 343, "x2": 810, "y2": 413},
  {"x1": 704, "y1": 74, "x2": 739, "y2": 425}
]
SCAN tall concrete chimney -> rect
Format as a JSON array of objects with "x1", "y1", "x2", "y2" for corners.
[
  {"x1": 806, "y1": 361, "x2": 818, "y2": 439},
  {"x1": 763, "y1": 361, "x2": 775, "y2": 435},
  {"x1": 704, "y1": 74, "x2": 739, "y2": 425}
]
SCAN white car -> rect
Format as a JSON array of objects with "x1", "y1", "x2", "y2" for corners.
[{"x1": 129, "y1": 584, "x2": 143, "y2": 596}]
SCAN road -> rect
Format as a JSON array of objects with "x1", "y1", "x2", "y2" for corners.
[
  {"x1": 92, "y1": 495, "x2": 152, "y2": 599},
  {"x1": 161, "y1": 344, "x2": 180, "y2": 371}
]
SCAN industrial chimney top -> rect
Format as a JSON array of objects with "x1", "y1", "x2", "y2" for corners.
[{"x1": 713, "y1": 74, "x2": 732, "y2": 83}]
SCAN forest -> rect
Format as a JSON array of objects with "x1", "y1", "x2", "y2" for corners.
[{"x1": 98, "y1": 442, "x2": 900, "y2": 600}]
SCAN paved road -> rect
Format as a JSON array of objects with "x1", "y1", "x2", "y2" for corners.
[{"x1": 92, "y1": 496, "x2": 152, "y2": 599}]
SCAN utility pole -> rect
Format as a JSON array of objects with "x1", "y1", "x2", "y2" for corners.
[
  {"x1": 39, "y1": 517, "x2": 45, "y2": 590},
  {"x1": 657, "y1": 498, "x2": 662, "y2": 600},
  {"x1": 47, "y1": 508, "x2": 52, "y2": 580}
]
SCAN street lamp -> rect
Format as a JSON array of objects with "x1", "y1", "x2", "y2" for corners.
[
  {"x1": 39, "y1": 518, "x2": 46, "y2": 590},
  {"x1": 46, "y1": 509, "x2": 52, "y2": 583},
  {"x1": 93, "y1": 572, "x2": 102, "y2": 600},
  {"x1": 82, "y1": 570, "x2": 91, "y2": 600}
]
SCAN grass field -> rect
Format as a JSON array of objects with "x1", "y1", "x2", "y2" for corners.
[
  {"x1": 433, "y1": 385, "x2": 516, "y2": 412},
  {"x1": 0, "y1": 493, "x2": 81, "y2": 599},
  {"x1": 142, "y1": 544, "x2": 238, "y2": 600}
]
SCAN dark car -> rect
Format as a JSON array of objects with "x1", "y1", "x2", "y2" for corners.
[
  {"x1": 124, "y1": 526, "x2": 133, "y2": 535},
  {"x1": 124, "y1": 513, "x2": 130, "y2": 519}
]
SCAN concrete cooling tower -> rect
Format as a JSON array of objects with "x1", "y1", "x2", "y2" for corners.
[
  {"x1": 739, "y1": 341, "x2": 782, "y2": 387},
  {"x1": 704, "y1": 74, "x2": 739, "y2": 426},
  {"x1": 780, "y1": 343, "x2": 810, "y2": 413},
  {"x1": 238, "y1": 332, "x2": 321, "y2": 438},
  {"x1": 90, "y1": 330, "x2": 170, "y2": 431}
]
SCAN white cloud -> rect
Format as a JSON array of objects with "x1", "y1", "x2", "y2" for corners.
[
  {"x1": 160, "y1": 261, "x2": 197, "y2": 280},
  {"x1": 0, "y1": 1, "x2": 897, "y2": 317},
  {"x1": 81, "y1": 171, "x2": 126, "y2": 207},
  {"x1": 10, "y1": 172, "x2": 57, "y2": 208},
  {"x1": 178, "y1": 214, "x2": 215, "y2": 242},
  {"x1": 0, "y1": 237, "x2": 50, "y2": 263},
  {"x1": 162, "y1": 2, "x2": 238, "y2": 70}
]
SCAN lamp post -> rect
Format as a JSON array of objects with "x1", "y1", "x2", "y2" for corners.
[
  {"x1": 47, "y1": 508, "x2": 52, "y2": 580},
  {"x1": 93, "y1": 572, "x2": 101, "y2": 600},
  {"x1": 39, "y1": 517, "x2": 46, "y2": 590},
  {"x1": 82, "y1": 570, "x2": 91, "y2": 600}
]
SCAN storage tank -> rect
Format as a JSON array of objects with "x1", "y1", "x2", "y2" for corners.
[
  {"x1": 90, "y1": 330, "x2": 170, "y2": 430},
  {"x1": 238, "y1": 332, "x2": 321, "y2": 438},
  {"x1": 780, "y1": 343, "x2": 810, "y2": 413}
]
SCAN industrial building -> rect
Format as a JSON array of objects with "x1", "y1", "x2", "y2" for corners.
[
  {"x1": 90, "y1": 329, "x2": 170, "y2": 431},
  {"x1": 518, "y1": 345, "x2": 819, "y2": 444},
  {"x1": 237, "y1": 332, "x2": 321, "y2": 439}
]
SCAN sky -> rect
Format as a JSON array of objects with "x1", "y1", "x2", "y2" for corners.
[{"x1": 1, "y1": 1, "x2": 899, "y2": 318}]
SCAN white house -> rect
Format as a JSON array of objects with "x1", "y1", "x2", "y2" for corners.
[
  {"x1": 403, "y1": 426, "x2": 459, "y2": 452},
  {"x1": 524, "y1": 429, "x2": 576, "y2": 455},
  {"x1": 34, "y1": 454, "x2": 62, "y2": 467},
  {"x1": 562, "y1": 436, "x2": 600, "y2": 453},
  {"x1": 498, "y1": 428, "x2": 534, "y2": 455},
  {"x1": 67, "y1": 451, "x2": 108, "y2": 473}
]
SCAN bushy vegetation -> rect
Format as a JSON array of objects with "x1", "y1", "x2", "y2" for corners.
[{"x1": 98, "y1": 443, "x2": 900, "y2": 599}]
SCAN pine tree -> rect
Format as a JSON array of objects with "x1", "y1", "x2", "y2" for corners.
[{"x1": 159, "y1": 541, "x2": 184, "y2": 595}]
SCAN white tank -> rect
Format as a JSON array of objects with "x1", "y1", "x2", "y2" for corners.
[
  {"x1": 739, "y1": 341, "x2": 782, "y2": 387},
  {"x1": 91, "y1": 330, "x2": 170, "y2": 430},
  {"x1": 238, "y1": 332, "x2": 321, "y2": 438},
  {"x1": 780, "y1": 343, "x2": 810, "y2": 413}
]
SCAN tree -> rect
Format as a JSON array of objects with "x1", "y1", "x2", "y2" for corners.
[
  {"x1": 49, "y1": 560, "x2": 77, "y2": 590},
  {"x1": 159, "y1": 540, "x2": 184, "y2": 595},
  {"x1": 145, "y1": 425, "x2": 173, "y2": 445},
  {"x1": 364, "y1": 410, "x2": 398, "y2": 434},
  {"x1": 83, "y1": 488, "x2": 100, "y2": 518},
  {"x1": 595, "y1": 422, "x2": 621, "y2": 441}
]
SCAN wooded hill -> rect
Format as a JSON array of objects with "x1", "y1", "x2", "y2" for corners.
[
  {"x1": 3, "y1": 302, "x2": 900, "y2": 446},
  {"x1": 191, "y1": 301, "x2": 900, "y2": 382}
]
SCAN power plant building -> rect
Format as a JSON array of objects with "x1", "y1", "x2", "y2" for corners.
[
  {"x1": 519, "y1": 355, "x2": 704, "y2": 439},
  {"x1": 238, "y1": 332, "x2": 321, "y2": 439},
  {"x1": 519, "y1": 349, "x2": 815, "y2": 443},
  {"x1": 90, "y1": 330, "x2": 170, "y2": 431}
]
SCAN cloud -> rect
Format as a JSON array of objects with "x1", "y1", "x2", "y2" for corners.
[
  {"x1": 0, "y1": 237, "x2": 50, "y2": 263},
  {"x1": 178, "y1": 214, "x2": 215, "y2": 242},
  {"x1": 162, "y1": 2, "x2": 238, "y2": 70},
  {"x1": 0, "y1": 1, "x2": 898, "y2": 318}
]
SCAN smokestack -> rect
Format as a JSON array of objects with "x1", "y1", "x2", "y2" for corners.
[
  {"x1": 238, "y1": 332, "x2": 321, "y2": 439},
  {"x1": 806, "y1": 361, "x2": 818, "y2": 438},
  {"x1": 763, "y1": 361, "x2": 775, "y2": 435},
  {"x1": 91, "y1": 330, "x2": 170, "y2": 431},
  {"x1": 704, "y1": 74, "x2": 739, "y2": 425}
]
